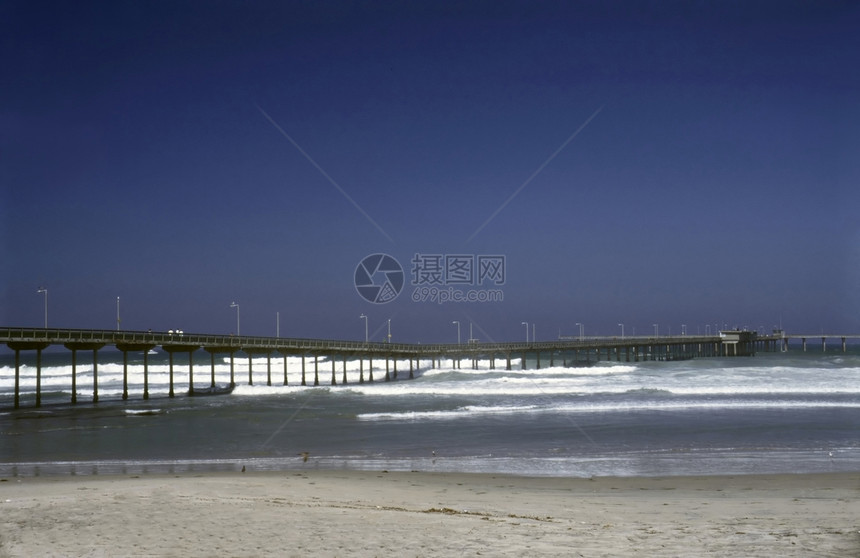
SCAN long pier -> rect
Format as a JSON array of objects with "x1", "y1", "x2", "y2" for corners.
[{"x1": 0, "y1": 327, "x2": 852, "y2": 409}]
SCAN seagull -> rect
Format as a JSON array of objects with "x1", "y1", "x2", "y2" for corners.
[{"x1": 299, "y1": 452, "x2": 310, "y2": 463}]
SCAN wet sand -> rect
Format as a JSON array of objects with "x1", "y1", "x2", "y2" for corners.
[{"x1": 1, "y1": 471, "x2": 857, "y2": 557}]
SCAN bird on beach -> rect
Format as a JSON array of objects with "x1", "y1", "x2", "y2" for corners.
[{"x1": 299, "y1": 452, "x2": 310, "y2": 463}]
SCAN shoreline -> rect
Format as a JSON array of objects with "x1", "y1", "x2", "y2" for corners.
[{"x1": 2, "y1": 470, "x2": 857, "y2": 556}]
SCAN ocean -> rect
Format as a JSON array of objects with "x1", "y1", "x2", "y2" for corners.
[{"x1": 1, "y1": 346, "x2": 858, "y2": 478}]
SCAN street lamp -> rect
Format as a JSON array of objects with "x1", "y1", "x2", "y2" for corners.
[
  {"x1": 276, "y1": 311, "x2": 280, "y2": 338},
  {"x1": 116, "y1": 296, "x2": 121, "y2": 331},
  {"x1": 360, "y1": 314, "x2": 368, "y2": 343},
  {"x1": 653, "y1": 323, "x2": 659, "y2": 337},
  {"x1": 681, "y1": 324, "x2": 687, "y2": 336},
  {"x1": 576, "y1": 322, "x2": 583, "y2": 341},
  {"x1": 37, "y1": 287, "x2": 47, "y2": 328},
  {"x1": 387, "y1": 318, "x2": 391, "y2": 343},
  {"x1": 452, "y1": 321, "x2": 460, "y2": 344},
  {"x1": 618, "y1": 323, "x2": 624, "y2": 339},
  {"x1": 230, "y1": 302, "x2": 240, "y2": 336},
  {"x1": 521, "y1": 322, "x2": 529, "y2": 343}
]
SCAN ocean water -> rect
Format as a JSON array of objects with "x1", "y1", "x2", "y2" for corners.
[{"x1": 1, "y1": 347, "x2": 858, "y2": 478}]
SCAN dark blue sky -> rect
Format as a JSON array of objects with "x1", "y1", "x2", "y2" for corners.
[{"x1": 3, "y1": 1, "x2": 859, "y2": 342}]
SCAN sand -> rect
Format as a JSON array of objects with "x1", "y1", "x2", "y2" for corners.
[{"x1": 0, "y1": 470, "x2": 857, "y2": 557}]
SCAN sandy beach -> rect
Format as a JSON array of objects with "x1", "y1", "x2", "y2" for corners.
[{"x1": 0, "y1": 470, "x2": 857, "y2": 557}]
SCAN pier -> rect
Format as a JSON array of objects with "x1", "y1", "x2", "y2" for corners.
[{"x1": 1, "y1": 327, "x2": 853, "y2": 409}]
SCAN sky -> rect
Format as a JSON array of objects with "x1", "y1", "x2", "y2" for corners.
[{"x1": 2, "y1": 1, "x2": 859, "y2": 343}]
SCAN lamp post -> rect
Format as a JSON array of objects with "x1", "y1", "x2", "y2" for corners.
[
  {"x1": 653, "y1": 323, "x2": 659, "y2": 338},
  {"x1": 681, "y1": 324, "x2": 687, "y2": 336},
  {"x1": 276, "y1": 311, "x2": 280, "y2": 338},
  {"x1": 387, "y1": 318, "x2": 391, "y2": 343},
  {"x1": 618, "y1": 323, "x2": 624, "y2": 339},
  {"x1": 116, "y1": 296, "x2": 121, "y2": 331},
  {"x1": 576, "y1": 322, "x2": 583, "y2": 341},
  {"x1": 230, "y1": 302, "x2": 240, "y2": 336},
  {"x1": 452, "y1": 321, "x2": 460, "y2": 344},
  {"x1": 360, "y1": 314, "x2": 368, "y2": 343},
  {"x1": 521, "y1": 322, "x2": 529, "y2": 343},
  {"x1": 37, "y1": 287, "x2": 47, "y2": 328}
]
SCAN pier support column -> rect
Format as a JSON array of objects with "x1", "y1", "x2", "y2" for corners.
[
  {"x1": 230, "y1": 352, "x2": 235, "y2": 387},
  {"x1": 169, "y1": 351, "x2": 175, "y2": 397},
  {"x1": 409, "y1": 358, "x2": 414, "y2": 379},
  {"x1": 506, "y1": 353, "x2": 511, "y2": 371},
  {"x1": 160, "y1": 345, "x2": 201, "y2": 396},
  {"x1": 822, "y1": 337, "x2": 827, "y2": 352},
  {"x1": 200, "y1": 347, "x2": 239, "y2": 387},
  {"x1": 331, "y1": 357, "x2": 337, "y2": 385},
  {"x1": 536, "y1": 351, "x2": 541, "y2": 369},
  {"x1": 61, "y1": 342, "x2": 105, "y2": 404},
  {"x1": 393, "y1": 358, "x2": 398, "y2": 379},
  {"x1": 522, "y1": 351, "x2": 527, "y2": 370},
  {"x1": 385, "y1": 357, "x2": 390, "y2": 382},
  {"x1": 122, "y1": 350, "x2": 129, "y2": 400},
  {"x1": 343, "y1": 355, "x2": 349, "y2": 384},
  {"x1": 188, "y1": 351, "x2": 194, "y2": 395},
  {"x1": 71, "y1": 349, "x2": 77, "y2": 404},
  {"x1": 359, "y1": 358, "x2": 364, "y2": 383},
  {"x1": 6, "y1": 342, "x2": 52, "y2": 408},
  {"x1": 802, "y1": 338, "x2": 807, "y2": 352},
  {"x1": 842, "y1": 337, "x2": 847, "y2": 353},
  {"x1": 144, "y1": 350, "x2": 150, "y2": 399},
  {"x1": 369, "y1": 357, "x2": 374, "y2": 382},
  {"x1": 210, "y1": 352, "x2": 216, "y2": 388},
  {"x1": 301, "y1": 355, "x2": 306, "y2": 386},
  {"x1": 35, "y1": 348, "x2": 42, "y2": 407},
  {"x1": 314, "y1": 355, "x2": 319, "y2": 386},
  {"x1": 267, "y1": 353, "x2": 272, "y2": 386},
  {"x1": 248, "y1": 354, "x2": 253, "y2": 385},
  {"x1": 92, "y1": 348, "x2": 99, "y2": 403},
  {"x1": 14, "y1": 349, "x2": 20, "y2": 408},
  {"x1": 284, "y1": 354, "x2": 289, "y2": 385}
]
